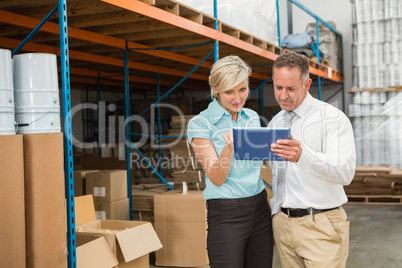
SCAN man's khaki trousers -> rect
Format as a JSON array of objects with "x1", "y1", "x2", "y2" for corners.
[{"x1": 273, "y1": 206, "x2": 350, "y2": 268}]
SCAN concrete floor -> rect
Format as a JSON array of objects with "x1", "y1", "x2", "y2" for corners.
[{"x1": 150, "y1": 204, "x2": 402, "y2": 268}]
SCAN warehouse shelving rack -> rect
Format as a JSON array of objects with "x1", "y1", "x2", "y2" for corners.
[
  {"x1": 0, "y1": 0, "x2": 344, "y2": 266},
  {"x1": 281, "y1": 0, "x2": 345, "y2": 109}
]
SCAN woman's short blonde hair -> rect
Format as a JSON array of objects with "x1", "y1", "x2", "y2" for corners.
[{"x1": 209, "y1": 55, "x2": 252, "y2": 99}]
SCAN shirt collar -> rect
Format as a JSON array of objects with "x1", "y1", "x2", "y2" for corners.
[
  {"x1": 292, "y1": 92, "x2": 313, "y2": 118},
  {"x1": 208, "y1": 99, "x2": 250, "y2": 124}
]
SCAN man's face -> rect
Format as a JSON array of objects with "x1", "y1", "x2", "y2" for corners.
[{"x1": 273, "y1": 67, "x2": 312, "y2": 111}]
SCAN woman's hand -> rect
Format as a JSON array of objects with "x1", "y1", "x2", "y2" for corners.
[{"x1": 223, "y1": 129, "x2": 234, "y2": 147}]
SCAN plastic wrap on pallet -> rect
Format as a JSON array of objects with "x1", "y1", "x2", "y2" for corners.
[
  {"x1": 352, "y1": 0, "x2": 402, "y2": 89},
  {"x1": 175, "y1": 0, "x2": 277, "y2": 44},
  {"x1": 305, "y1": 21, "x2": 341, "y2": 71},
  {"x1": 350, "y1": 91, "x2": 402, "y2": 169}
]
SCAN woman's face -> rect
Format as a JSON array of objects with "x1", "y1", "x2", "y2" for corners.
[{"x1": 217, "y1": 81, "x2": 249, "y2": 117}]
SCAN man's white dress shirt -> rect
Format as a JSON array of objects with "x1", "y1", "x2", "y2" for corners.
[{"x1": 269, "y1": 93, "x2": 356, "y2": 215}]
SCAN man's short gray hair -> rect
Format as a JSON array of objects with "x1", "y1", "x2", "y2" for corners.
[{"x1": 273, "y1": 52, "x2": 310, "y2": 84}]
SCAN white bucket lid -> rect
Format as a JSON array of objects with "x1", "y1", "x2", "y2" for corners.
[{"x1": 13, "y1": 53, "x2": 58, "y2": 91}]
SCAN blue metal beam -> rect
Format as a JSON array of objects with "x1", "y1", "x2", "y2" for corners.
[
  {"x1": 276, "y1": 0, "x2": 281, "y2": 49},
  {"x1": 315, "y1": 20, "x2": 320, "y2": 63},
  {"x1": 99, "y1": 83, "x2": 124, "y2": 103},
  {"x1": 260, "y1": 81, "x2": 265, "y2": 127},
  {"x1": 96, "y1": 75, "x2": 102, "y2": 157},
  {"x1": 85, "y1": 90, "x2": 90, "y2": 142},
  {"x1": 130, "y1": 142, "x2": 174, "y2": 190},
  {"x1": 282, "y1": 0, "x2": 345, "y2": 104},
  {"x1": 288, "y1": 0, "x2": 342, "y2": 37},
  {"x1": 315, "y1": 20, "x2": 322, "y2": 100},
  {"x1": 156, "y1": 73, "x2": 163, "y2": 179},
  {"x1": 263, "y1": 180, "x2": 272, "y2": 189},
  {"x1": 130, "y1": 133, "x2": 187, "y2": 139},
  {"x1": 250, "y1": 75, "x2": 273, "y2": 97},
  {"x1": 339, "y1": 35, "x2": 345, "y2": 112},
  {"x1": 324, "y1": 87, "x2": 343, "y2": 103},
  {"x1": 58, "y1": 0, "x2": 76, "y2": 267},
  {"x1": 139, "y1": 50, "x2": 214, "y2": 116},
  {"x1": 123, "y1": 44, "x2": 133, "y2": 221},
  {"x1": 213, "y1": 0, "x2": 219, "y2": 62},
  {"x1": 12, "y1": 5, "x2": 58, "y2": 56},
  {"x1": 168, "y1": 91, "x2": 172, "y2": 128}
]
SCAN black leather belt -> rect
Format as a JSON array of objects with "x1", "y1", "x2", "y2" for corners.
[{"x1": 281, "y1": 207, "x2": 339, "y2": 218}]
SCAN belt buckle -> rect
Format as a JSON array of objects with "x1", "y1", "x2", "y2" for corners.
[{"x1": 286, "y1": 208, "x2": 311, "y2": 218}]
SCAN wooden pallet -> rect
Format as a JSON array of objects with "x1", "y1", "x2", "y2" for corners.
[
  {"x1": 141, "y1": 0, "x2": 281, "y2": 54},
  {"x1": 349, "y1": 86, "x2": 402, "y2": 93},
  {"x1": 347, "y1": 195, "x2": 402, "y2": 205}
]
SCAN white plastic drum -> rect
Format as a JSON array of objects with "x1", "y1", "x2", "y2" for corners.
[
  {"x1": 13, "y1": 53, "x2": 61, "y2": 134},
  {"x1": 0, "y1": 48, "x2": 16, "y2": 135}
]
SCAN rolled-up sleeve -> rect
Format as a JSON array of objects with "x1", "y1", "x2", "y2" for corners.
[{"x1": 187, "y1": 115, "x2": 213, "y2": 143}]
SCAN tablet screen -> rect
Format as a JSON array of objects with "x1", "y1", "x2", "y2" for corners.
[{"x1": 233, "y1": 127, "x2": 291, "y2": 161}]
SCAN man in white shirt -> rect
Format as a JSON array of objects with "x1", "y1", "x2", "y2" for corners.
[{"x1": 269, "y1": 52, "x2": 356, "y2": 268}]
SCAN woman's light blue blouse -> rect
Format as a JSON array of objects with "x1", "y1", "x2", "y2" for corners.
[{"x1": 187, "y1": 99, "x2": 264, "y2": 200}]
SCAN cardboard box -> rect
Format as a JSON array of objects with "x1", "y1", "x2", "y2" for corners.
[
  {"x1": 0, "y1": 135, "x2": 26, "y2": 267},
  {"x1": 261, "y1": 165, "x2": 273, "y2": 204},
  {"x1": 95, "y1": 198, "x2": 130, "y2": 221},
  {"x1": 82, "y1": 154, "x2": 136, "y2": 184},
  {"x1": 86, "y1": 170, "x2": 128, "y2": 202},
  {"x1": 74, "y1": 170, "x2": 99, "y2": 196},
  {"x1": 23, "y1": 133, "x2": 67, "y2": 267},
  {"x1": 154, "y1": 190, "x2": 208, "y2": 267},
  {"x1": 132, "y1": 184, "x2": 169, "y2": 211},
  {"x1": 132, "y1": 211, "x2": 154, "y2": 223},
  {"x1": 75, "y1": 195, "x2": 163, "y2": 268},
  {"x1": 76, "y1": 233, "x2": 118, "y2": 268}
]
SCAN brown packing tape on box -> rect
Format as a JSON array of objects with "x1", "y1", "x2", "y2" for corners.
[
  {"x1": 0, "y1": 135, "x2": 26, "y2": 267},
  {"x1": 23, "y1": 133, "x2": 67, "y2": 268}
]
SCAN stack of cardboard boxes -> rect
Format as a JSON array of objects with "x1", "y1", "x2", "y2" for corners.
[
  {"x1": 132, "y1": 184, "x2": 169, "y2": 223},
  {"x1": 74, "y1": 169, "x2": 99, "y2": 197},
  {"x1": 168, "y1": 115, "x2": 206, "y2": 190},
  {"x1": 345, "y1": 165, "x2": 402, "y2": 204},
  {"x1": 0, "y1": 133, "x2": 67, "y2": 267},
  {"x1": 85, "y1": 170, "x2": 130, "y2": 221}
]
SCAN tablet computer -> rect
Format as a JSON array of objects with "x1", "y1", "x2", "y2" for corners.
[{"x1": 233, "y1": 127, "x2": 291, "y2": 161}]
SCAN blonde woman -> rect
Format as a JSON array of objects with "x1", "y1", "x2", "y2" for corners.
[{"x1": 187, "y1": 55, "x2": 273, "y2": 268}]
